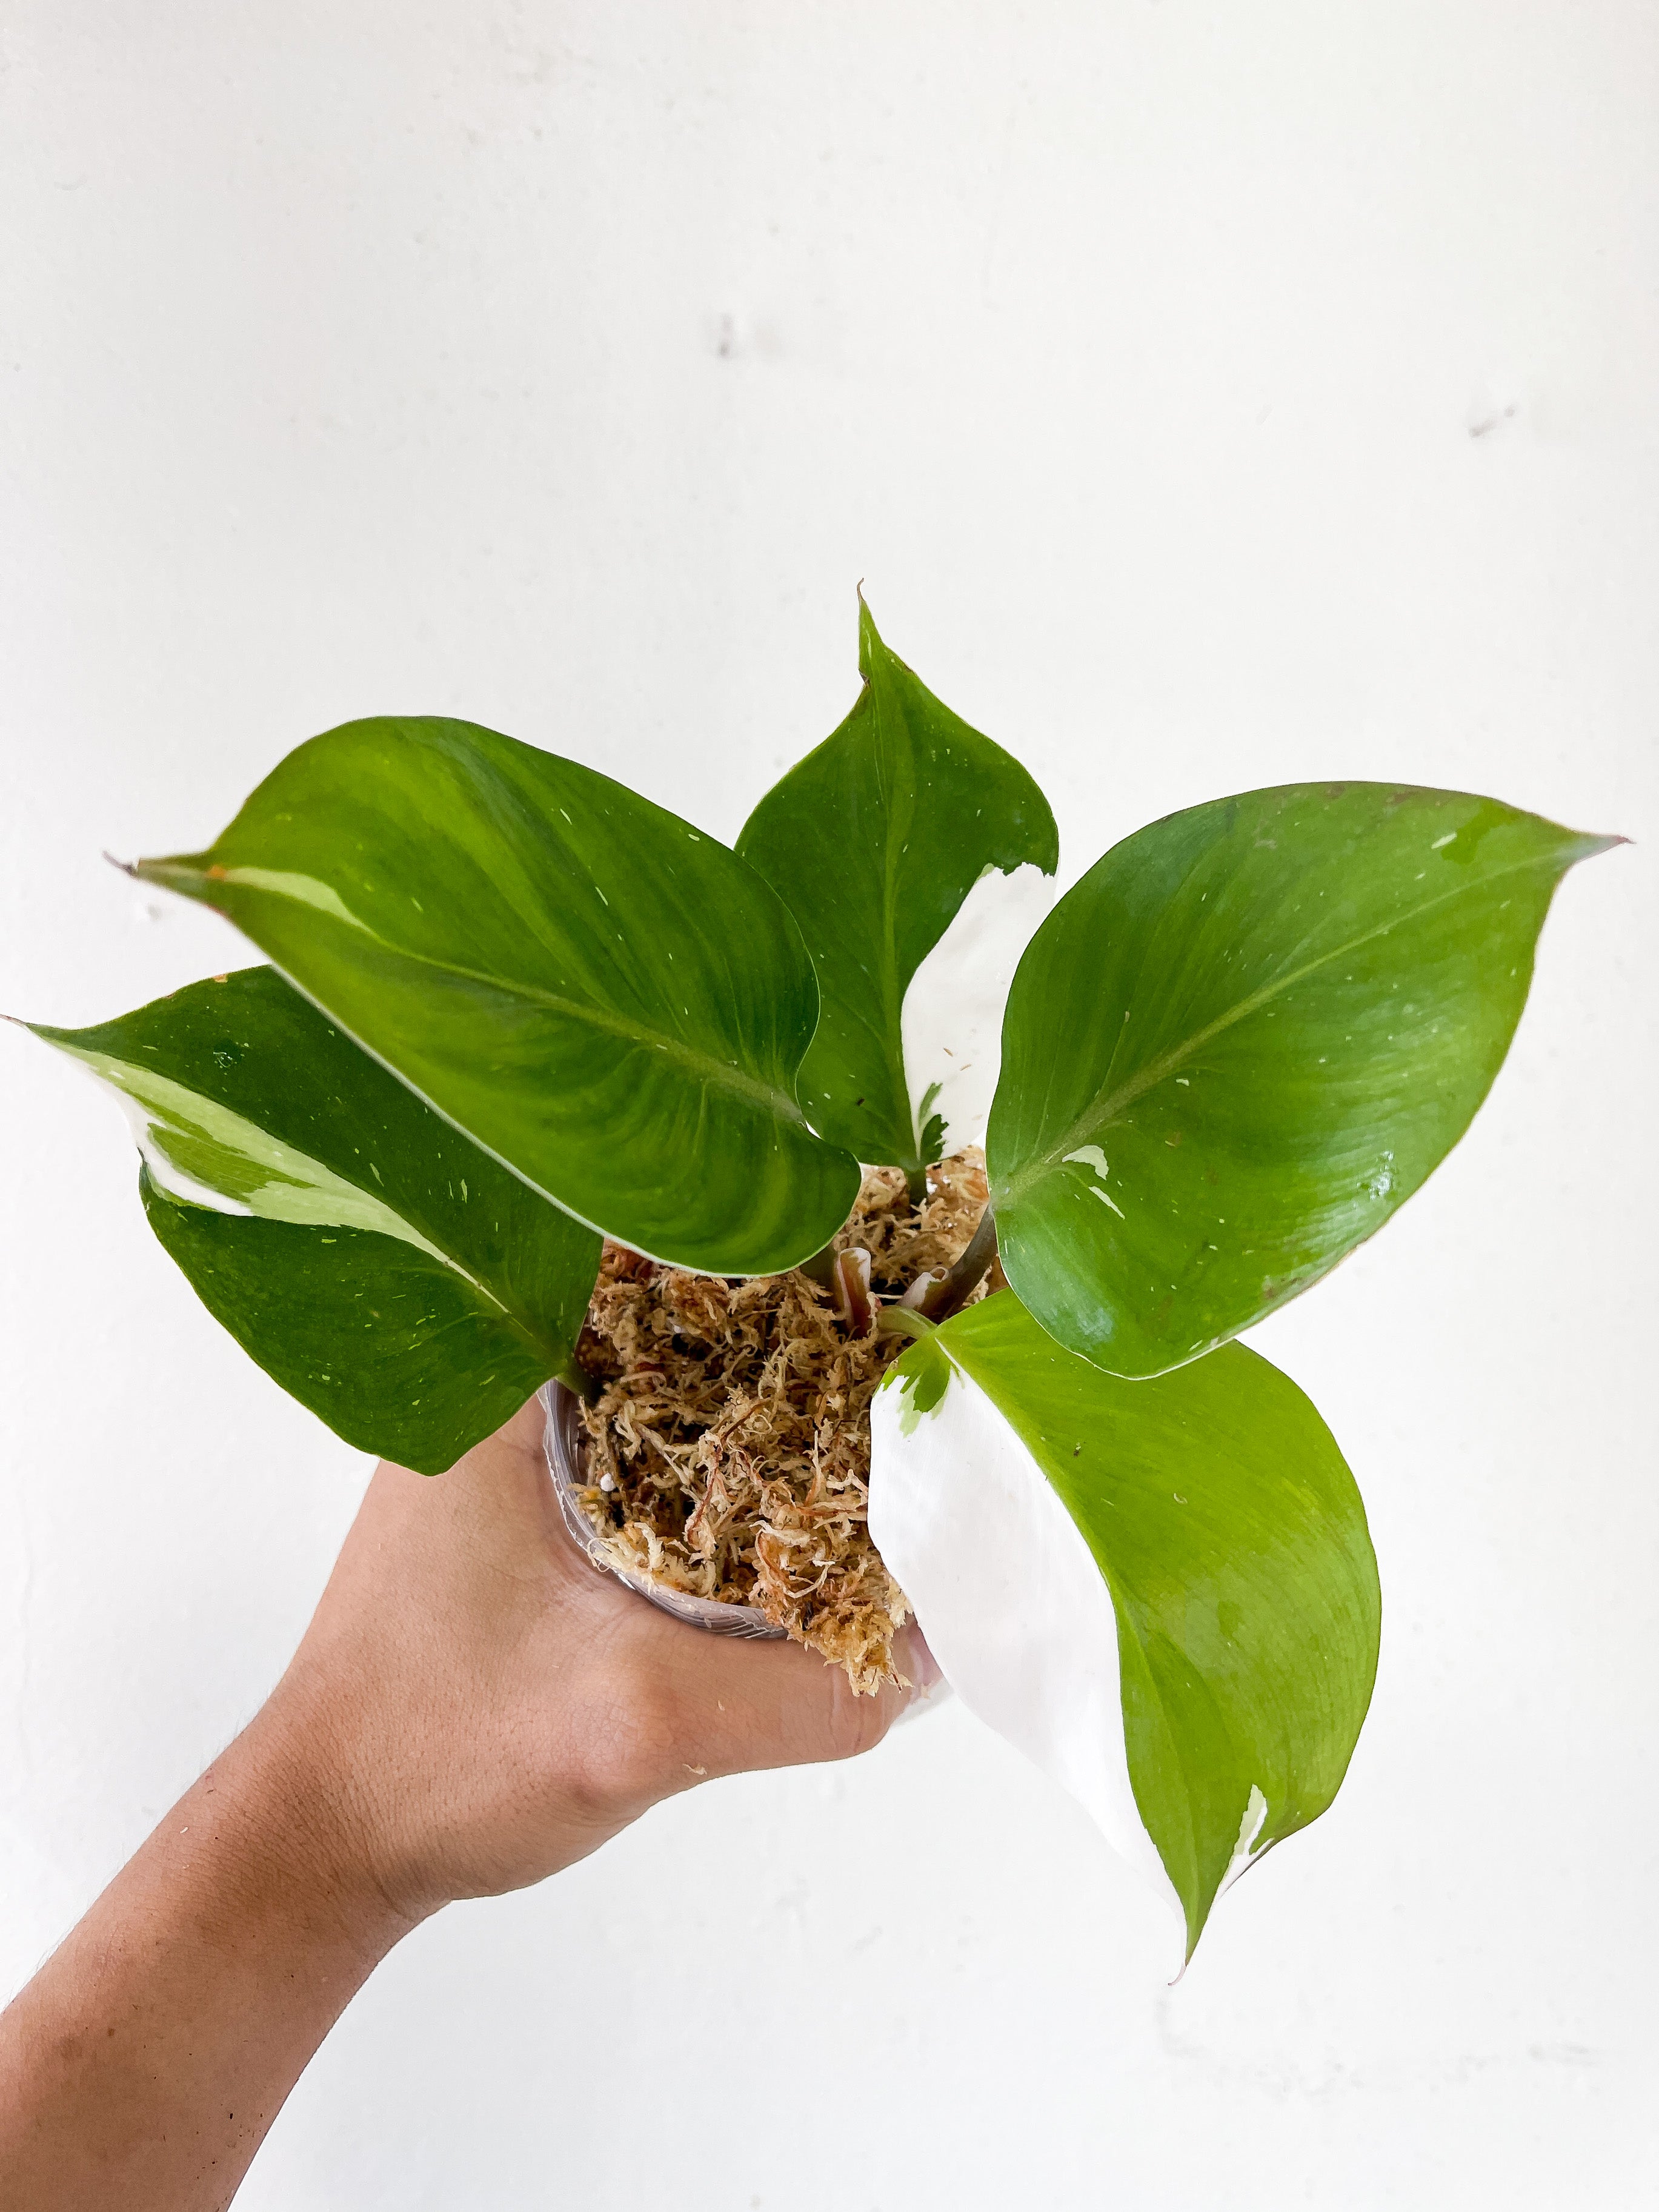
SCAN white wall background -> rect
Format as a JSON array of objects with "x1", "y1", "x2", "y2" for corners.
[{"x1": 2, "y1": 4, "x2": 1655, "y2": 2205}]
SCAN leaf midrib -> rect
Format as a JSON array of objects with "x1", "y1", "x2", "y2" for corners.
[
  {"x1": 380, "y1": 942, "x2": 810, "y2": 1125},
  {"x1": 995, "y1": 850, "x2": 1567, "y2": 1204},
  {"x1": 874, "y1": 688, "x2": 919, "y2": 1162},
  {"x1": 157, "y1": 862, "x2": 810, "y2": 1129}
]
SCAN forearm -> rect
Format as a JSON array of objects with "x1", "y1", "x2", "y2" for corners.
[
  {"x1": 0, "y1": 1704, "x2": 411, "y2": 2212},
  {"x1": 0, "y1": 1409, "x2": 912, "y2": 2210}
]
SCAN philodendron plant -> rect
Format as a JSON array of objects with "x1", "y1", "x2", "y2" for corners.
[{"x1": 27, "y1": 599, "x2": 1614, "y2": 1959}]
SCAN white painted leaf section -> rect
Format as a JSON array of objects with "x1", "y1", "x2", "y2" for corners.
[
  {"x1": 63, "y1": 1050, "x2": 451, "y2": 1264},
  {"x1": 115, "y1": 1091, "x2": 258, "y2": 1215},
  {"x1": 215, "y1": 866, "x2": 368, "y2": 930},
  {"x1": 1218, "y1": 1784, "x2": 1271, "y2": 1902},
  {"x1": 1063, "y1": 1144, "x2": 1126, "y2": 1219},
  {"x1": 899, "y1": 862, "x2": 1052, "y2": 1152},
  {"x1": 868, "y1": 1353, "x2": 1181, "y2": 1927}
]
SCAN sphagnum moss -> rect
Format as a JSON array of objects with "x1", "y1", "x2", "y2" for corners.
[{"x1": 571, "y1": 1151, "x2": 991, "y2": 1692}]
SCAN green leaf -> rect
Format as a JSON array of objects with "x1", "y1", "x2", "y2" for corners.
[
  {"x1": 870, "y1": 1290, "x2": 1378, "y2": 1958},
  {"x1": 131, "y1": 718, "x2": 862, "y2": 1275},
  {"x1": 989, "y1": 784, "x2": 1617, "y2": 1377},
  {"x1": 737, "y1": 600, "x2": 1057, "y2": 1171},
  {"x1": 30, "y1": 968, "x2": 602, "y2": 1473}
]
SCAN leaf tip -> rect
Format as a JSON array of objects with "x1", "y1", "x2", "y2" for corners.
[
  {"x1": 129, "y1": 854, "x2": 215, "y2": 902},
  {"x1": 856, "y1": 586, "x2": 885, "y2": 679}
]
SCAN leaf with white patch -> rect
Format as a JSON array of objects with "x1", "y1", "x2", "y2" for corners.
[
  {"x1": 737, "y1": 600, "x2": 1057, "y2": 1177},
  {"x1": 989, "y1": 783, "x2": 1618, "y2": 1377},
  {"x1": 30, "y1": 968, "x2": 601, "y2": 1473},
  {"x1": 869, "y1": 1292, "x2": 1379, "y2": 1958}
]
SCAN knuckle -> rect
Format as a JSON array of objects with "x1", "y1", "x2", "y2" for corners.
[
  {"x1": 817, "y1": 1669, "x2": 895, "y2": 1764},
  {"x1": 560, "y1": 1650, "x2": 685, "y2": 1818}
]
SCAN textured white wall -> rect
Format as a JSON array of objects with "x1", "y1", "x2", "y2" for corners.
[{"x1": 2, "y1": 5, "x2": 1655, "y2": 2205}]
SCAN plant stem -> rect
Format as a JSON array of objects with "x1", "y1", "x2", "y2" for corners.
[
  {"x1": 832, "y1": 1246, "x2": 874, "y2": 1334},
  {"x1": 554, "y1": 1350, "x2": 603, "y2": 1405},
  {"x1": 920, "y1": 1203, "x2": 998, "y2": 1322}
]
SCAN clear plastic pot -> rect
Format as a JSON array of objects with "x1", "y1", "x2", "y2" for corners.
[
  {"x1": 539, "y1": 1380, "x2": 786, "y2": 1639},
  {"x1": 539, "y1": 1381, "x2": 950, "y2": 1717}
]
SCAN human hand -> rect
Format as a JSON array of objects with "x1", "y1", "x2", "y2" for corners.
[
  {"x1": 0, "y1": 1393, "x2": 928, "y2": 2212},
  {"x1": 264, "y1": 1391, "x2": 929, "y2": 1927}
]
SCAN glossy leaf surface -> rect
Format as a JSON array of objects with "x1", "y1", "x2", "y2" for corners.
[
  {"x1": 990, "y1": 783, "x2": 1615, "y2": 1376},
  {"x1": 32, "y1": 968, "x2": 601, "y2": 1472},
  {"x1": 133, "y1": 719, "x2": 862, "y2": 1275},
  {"x1": 870, "y1": 1292, "x2": 1378, "y2": 1957},
  {"x1": 737, "y1": 602, "x2": 1057, "y2": 1171}
]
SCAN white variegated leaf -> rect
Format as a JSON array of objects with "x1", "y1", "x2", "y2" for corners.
[
  {"x1": 899, "y1": 859, "x2": 1054, "y2": 1153},
  {"x1": 869, "y1": 1291, "x2": 1379, "y2": 1958},
  {"x1": 30, "y1": 968, "x2": 600, "y2": 1472},
  {"x1": 737, "y1": 599, "x2": 1057, "y2": 1177}
]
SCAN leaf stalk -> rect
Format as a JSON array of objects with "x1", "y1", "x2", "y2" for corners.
[{"x1": 917, "y1": 1202, "x2": 998, "y2": 1323}]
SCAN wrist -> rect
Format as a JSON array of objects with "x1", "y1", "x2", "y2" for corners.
[
  {"x1": 206, "y1": 1692, "x2": 425, "y2": 1965},
  {"x1": 0, "y1": 1672, "x2": 419, "y2": 2211}
]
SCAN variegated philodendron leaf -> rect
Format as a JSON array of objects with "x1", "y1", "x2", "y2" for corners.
[
  {"x1": 737, "y1": 599, "x2": 1057, "y2": 1176},
  {"x1": 869, "y1": 1292, "x2": 1379, "y2": 1959},
  {"x1": 130, "y1": 718, "x2": 863, "y2": 1277},
  {"x1": 989, "y1": 783, "x2": 1619, "y2": 1378},
  {"x1": 30, "y1": 968, "x2": 602, "y2": 1473}
]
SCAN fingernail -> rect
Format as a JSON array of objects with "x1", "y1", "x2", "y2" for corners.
[
  {"x1": 893, "y1": 1626, "x2": 949, "y2": 1724},
  {"x1": 906, "y1": 1627, "x2": 943, "y2": 1692}
]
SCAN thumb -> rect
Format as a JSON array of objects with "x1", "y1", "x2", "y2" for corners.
[{"x1": 640, "y1": 1615, "x2": 939, "y2": 1785}]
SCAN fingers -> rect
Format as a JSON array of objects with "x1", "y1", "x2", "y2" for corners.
[
  {"x1": 625, "y1": 1604, "x2": 927, "y2": 1787},
  {"x1": 340, "y1": 1393, "x2": 936, "y2": 1839},
  {"x1": 508, "y1": 1387, "x2": 936, "y2": 1786}
]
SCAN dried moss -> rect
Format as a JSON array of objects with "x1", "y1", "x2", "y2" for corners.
[{"x1": 570, "y1": 1150, "x2": 990, "y2": 1693}]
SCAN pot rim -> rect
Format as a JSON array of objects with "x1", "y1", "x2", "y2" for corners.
[{"x1": 539, "y1": 1379, "x2": 788, "y2": 1640}]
